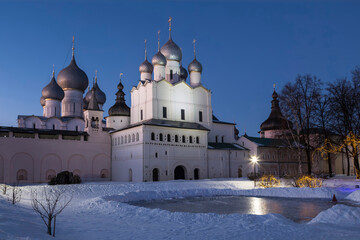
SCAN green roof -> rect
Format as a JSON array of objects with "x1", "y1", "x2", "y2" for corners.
[
  {"x1": 208, "y1": 142, "x2": 248, "y2": 150},
  {"x1": 243, "y1": 135, "x2": 292, "y2": 148}
]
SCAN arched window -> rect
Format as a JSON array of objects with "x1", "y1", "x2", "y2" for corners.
[
  {"x1": 136, "y1": 133, "x2": 139, "y2": 141},
  {"x1": 125, "y1": 135, "x2": 127, "y2": 144},
  {"x1": 159, "y1": 133, "x2": 163, "y2": 141},
  {"x1": 17, "y1": 169, "x2": 28, "y2": 181},
  {"x1": 128, "y1": 134, "x2": 131, "y2": 143},
  {"x1": 121, "y1": 136, "x2": 124, "y2": 144},
  {"x1": 189, "y1": 136, "x2": 193, "y2": 144},
  {"x1": 182, "y1": 135, "x2": 186, "y2": 143},
  {"x1": 222, "y1": 136, "x2": 224, "y2": 143},
  {"x1": 175, "y1": 135, "x2": 178, "y2": 142},
  {"x1": 100, "y1": 169, "x2": 109, "y2": 178},
  {"x1": 215, "y1": 136, "x2": 218, "y2": 143},
  {"x1": 153, "y1": 168, "x2": 159, "y2": 182},
  {"x1": 238, "y1": 168, "x2": 242, "y2": 178},
  {"x1": 151, "y1": 132, "x2": 155, "y2": 141},
  {"x1": 155, "y1": 152, "x2": 158, "y2": 158},
  {"x1": 196, "y1": 136, "x2": 200, "y2": 144},
  {"x1": 46, "y1": 169, "x2": 56, "y2": 180},
  {"x1": 167, "y1": 134, "x2": 171, "y2": 142},
  {"x1": 132, "y1": 134, "x2": 135, "y2": 142}
]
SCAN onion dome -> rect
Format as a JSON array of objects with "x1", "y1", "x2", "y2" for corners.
[
  {"x1": 108, "y1": 77, "x2": 130, "y2": 116},
  {"x1": 180, "y1": 65, "x2": 188, "y2": 80},
  {"x1": 84, "y1": 76, "x2": 106, "y2": 105},
  {"x1": 40, "y1": 96, "x2": 45, "y2": 107},
  {"x1": 57, "y1": 49, "x2": 89, "y2": 92},
  {"x1": 260, "y1": 89, "x2": 292, "y2": 131},
  {"x1": 152, "y1": 51, "x2": 167, "y2": 66},
  {"x1": 87, "y1": 87, "x2": 100, "y2": 111},
  {"x1": 139, "y1": 59, "x2": 153, "y2": 73},
  {"x1": 160, "y1": 39, "x2": 182, "y2": 62},
  {"x1": 188, "y1": 58, "x2": 202, "y2": 73},
  {"x1": 41, "y1": 71, "x2": 65, "y2": 100}
]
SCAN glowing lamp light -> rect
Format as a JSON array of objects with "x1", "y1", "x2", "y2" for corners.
[{"x1": 250, "y1": 155, "x2": 259, "y2": 164}]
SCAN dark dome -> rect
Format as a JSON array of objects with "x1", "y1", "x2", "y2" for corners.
[
  {"x1": 180, "y1": 65, "x2": 188, "y2": 80},
  {"x1": 41, "y1": 73, "x2": 65, "y2": 100},
  {"x1": 108, "y1": 79, "x2": 130, "y2": 116},
  {"x1": 188, "y1": 58, "x2": 202, "y2": 73},
  {"x1": 57, "y1": 55, "x2": 89, "y2": 92},
  {"x1": 260, "y1": 90, "x2": 292, "y2": 131},
  {"x1": 85, "y1": 80, "x2": 106, "y2": 105},
  {"x1": 139, "y1": 59, "x2": 153, "y2": 73},
  {"x1": 160, "y1": 39, "x2": 182, "y2": 61},
  {"x1": 152, "y1": 51, "x2": 167, "y2": 66}
]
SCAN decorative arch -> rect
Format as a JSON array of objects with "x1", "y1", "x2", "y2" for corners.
[
  {"x1": 92, "y1": 153, "x2": 110, "y2": 179},
  {"x1": 40, "y1": 153, "x2": 62, "y2": 182},
  {"x1": 67, "y1": 154, "x2": 87, "y2": 178},
  {"x1": 11, "y1": 152, "x2": 34, "y2": 183},
  {"x1": 174, "y1": 165, "x2": 186, "y2": 180}
]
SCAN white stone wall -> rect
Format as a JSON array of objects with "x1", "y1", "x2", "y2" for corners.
[
  {"x1": 44, "y1": 99, "x2": 61, "y2": 118},
  {"x1": 106, "y1": 116, "x2": 130, "y2": 130},
  {"x1": 209, "y1": 122, "x2": 235, "y2": 143}
]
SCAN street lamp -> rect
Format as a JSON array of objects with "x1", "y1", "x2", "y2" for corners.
[{"x1": 250, "y1": 155, "x2": 259, "y2": 187}]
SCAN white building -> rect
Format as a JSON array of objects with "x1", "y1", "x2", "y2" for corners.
[{"x1": 0, "y1": 20, "x2": 250, "y2": 184}]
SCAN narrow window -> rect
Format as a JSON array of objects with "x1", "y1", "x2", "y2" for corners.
[
  {"x1": 163, "y1": 107, "x2": 167, "y2": 118},
  {"x1": 33, "y1": 123, "x2": 36, "y2": 129},
  {"x1": 159, "y1": 133, "x2": 163, "y2": 141},
  {"x1": 215, "y1": 136, "x2": 218, "y2": 143},
  {"x1": 182, "y1": 135, "x2": 186, "y2": 143},
  {"x1": 140, "y1": 110, "x2": 143, "y2": 121},
  {"x1": 189, "y1": 136, "x2": 193, "y2": 143},
  {"x1": 151, "y1": 132, "x2": 155, "y2": 141},
  {"x1": 76, "y1": 126, "x2": 78, "y2": 131},
  {"x1": 125, "y1": 135, "x2": 127, "y2": 143},
  {"x1": 222, "y1": 136, "x2": 224, "y2": 143},
  {"x1": 167, "y1": 134, "x2": 171, "y2": 142},
  {"x1": 196, "y1": 136, "x2": 200, "y2": 144},
  {"x1": 155, "y1": 152, "x2": 158, "y2": 158},
  {"x1": 73, "y1": 102, "x2": 76, "y2": 112},
  {"x1": 170, "y1": 70, "x2": 173, "y2": 80},
  {"x1": 121, "y1": 136, "x2": 124, "y2": 144},
  {"x1": 175, "y1": 135, "x2": 178, "y2": 142},
  {"x1": 199, "y1": 111, "x2": 203, "y2": 122},
  {"x1": 52, "y1": 124, "x2": 55, "y2": 130},
  {"x1": 181, "y1": 109, "x2": 185, "y2": 120},
  {"x1": 136, "y1": 133, "x2": 139, "y2": 141}
]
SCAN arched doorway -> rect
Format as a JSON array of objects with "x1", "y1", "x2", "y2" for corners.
[
  {"x1": 194, "y1": 168, "x2": 199, "y2": 180},
  {"x1": 153, "y1": 168, "x2": 159, "y2": 181},
  {"x1": 174, "y1": 165, "x2": 186, "y2": 180},
  {"x1": 238, "y1": 168, "x2": 242, "y2": 178}
]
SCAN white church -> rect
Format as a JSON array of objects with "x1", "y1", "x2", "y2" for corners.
[{"x1": 0, "y1": 19, "x2": 250, "y2": 184}]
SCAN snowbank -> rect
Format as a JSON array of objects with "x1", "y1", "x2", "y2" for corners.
[{"x1": 310, "y1": 204, "x2": 360, "y2": 226}]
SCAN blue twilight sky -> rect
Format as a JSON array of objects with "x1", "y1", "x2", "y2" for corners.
[{"x1": 0, "y1": 0, "x2": 360, "y2": 136}]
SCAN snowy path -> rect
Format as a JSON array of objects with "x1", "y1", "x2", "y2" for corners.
[{"x1": 1, "y1": 179, "x2": 360, "y2": 239}]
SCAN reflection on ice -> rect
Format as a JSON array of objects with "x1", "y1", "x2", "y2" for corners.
[{"x1": 129, "y1": 195, "x2": 344, "y2": 222}]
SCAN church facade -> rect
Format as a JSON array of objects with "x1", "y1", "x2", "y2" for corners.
[{"x1": 0, "y1": 20, "x2": 250, "y2": 184}]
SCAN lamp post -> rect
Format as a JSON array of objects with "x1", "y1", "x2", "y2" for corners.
[{"x1": 250, "y1": 155, "x2": 259, "y2": 187}]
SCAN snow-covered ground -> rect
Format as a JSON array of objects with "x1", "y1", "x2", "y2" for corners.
[{"x1": 1, "y1": 178, "x2": 360, "y2": 240}]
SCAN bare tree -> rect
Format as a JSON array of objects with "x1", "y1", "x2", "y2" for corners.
[
  {"x1": 8, "y1": 183, "x2": 21, "y2": 205},
  {"x1": 31, "y1": 187, "x2": 72, "y2": 236},
  {"x1": 0, "y1": 183, "x2": 8, "y2": 195},
  {"x1": 327, "y1": 68, "x2": 360, "y2": 178},
  {"x1": 279, "y1": 74, "x2": 322, "y2": 175}
]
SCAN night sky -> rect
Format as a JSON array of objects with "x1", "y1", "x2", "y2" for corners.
[{"x1": 0, "y1": 0, "x2": 359, "y2": 136}]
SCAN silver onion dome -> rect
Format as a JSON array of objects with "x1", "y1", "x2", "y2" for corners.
[
  {"x1": 40, "y1": 96, "x2": 45, "y2": 107},
  {"x1": 180, "y1": 65, "x2": 188, "y2": 80},
  {"x1": 188, "y1": 58, "x2": 203, "y2": 73},
  {"x1": 160, "y1": 39, "x2": 182, "y2": 62},
  {"x1": 41, "y1": 73, "x2": 65, "y2": 100},
  {"x1": 84, "y1": 82, "x2": 106, "y2": 105},
  {"x1": 152, "y1": 51, "x2": 167, "y2": 66},
  {"x1": 139, "y1": 59, "x2": 153, "y2": 73},
  {"x1": 57, "y1": 55, "x2": 89, "y2": 92},
  {"x1": 108, "y1": 78, "x2": 130, "y2": 116}
]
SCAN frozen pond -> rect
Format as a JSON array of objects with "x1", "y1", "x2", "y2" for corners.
[{"x1": 129, "y1": 196, "x2": 351, "y2": 222}]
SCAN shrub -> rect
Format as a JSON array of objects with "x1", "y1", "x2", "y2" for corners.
[
  {"x1": 257, "y1": 175, "x2": 280, "y2": 188},
  {"x1": 48, "y1": 171, "x2": 81, "y2": 185},
  {"x1": 293, "y1": 175, "x2": 323, "y2": 188}
]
